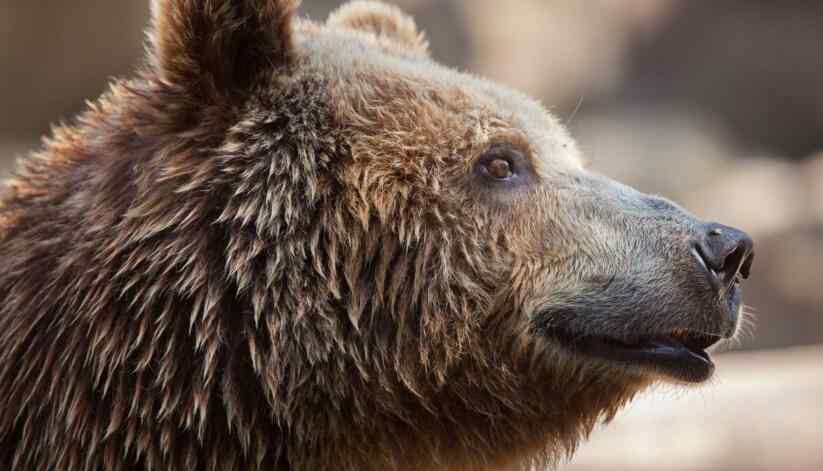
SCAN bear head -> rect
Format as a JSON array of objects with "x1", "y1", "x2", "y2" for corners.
[{"x1": 0, "y1": 1, "x2": 754, "y2": 470}]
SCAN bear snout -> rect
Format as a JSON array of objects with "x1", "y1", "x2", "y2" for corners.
[{"x1": 691, "y1": 222, "x2": 755, "y2": 297}]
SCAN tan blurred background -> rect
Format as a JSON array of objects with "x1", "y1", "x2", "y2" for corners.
[{"x1": 1, "y1": 1, "x2": 821, "y2": 470}]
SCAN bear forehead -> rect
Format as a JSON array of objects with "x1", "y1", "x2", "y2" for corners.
[{"x1": 294, "y1": 21, "x2": 584, "y2": 177}]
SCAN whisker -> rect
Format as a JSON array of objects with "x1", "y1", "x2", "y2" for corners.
[
  {"x1": 565, "y1": 95, "x2": 585, "y2": 128},
  {"x1": 723, "y1": 304, "x2": 758, "y2": 351}
]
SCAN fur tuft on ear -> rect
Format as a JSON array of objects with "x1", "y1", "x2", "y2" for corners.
[
  {"x1": 327, "y1": 1, "x2": 429, "y2": 57},
  {"x1": 149, "y1": 0, "x2": 300, "y2": 97}
]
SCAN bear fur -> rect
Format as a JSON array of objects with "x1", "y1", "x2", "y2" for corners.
[{"x1": 0, "y1": 1, "x2": 751, "y2": 470}]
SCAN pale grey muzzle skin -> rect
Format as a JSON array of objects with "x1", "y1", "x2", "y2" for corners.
[{"x1": 531, "y1": 172, "x2": 743, "y2": 344}]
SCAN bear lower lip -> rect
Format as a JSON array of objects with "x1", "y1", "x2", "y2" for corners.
[{"x1": 549, "y1": 330, "x2": 722, "y2": 383}]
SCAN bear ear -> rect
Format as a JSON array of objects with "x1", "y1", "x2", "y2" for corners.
[
  {"x1": 149, "y1": 0, "x2": 300, "y2": 98},
  {"x1": 327, "y1": 1, "x2": 429, "y2": 57}
]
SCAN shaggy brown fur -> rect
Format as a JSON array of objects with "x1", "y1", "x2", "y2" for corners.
[{"x1": 0, "y1": 1, "x2": 751, "y2": 471}]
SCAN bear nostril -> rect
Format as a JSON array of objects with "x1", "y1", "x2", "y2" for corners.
[
  {"x1": 692, "y1": 243, "x2": 722, "y2": 292},
  {"x1": 695, "y1": 223, "x2": 755, "y2": 293},
  {"x1": 739, "y1": 250, "x2": 755, "y2": 280}
]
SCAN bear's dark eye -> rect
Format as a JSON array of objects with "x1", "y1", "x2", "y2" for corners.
[
  {"x1": 485, "y1": 158, "x2": 513, "y2": 180},
  {"x1": 475, "y1": 144, "x2": 531, "y2": 185}
]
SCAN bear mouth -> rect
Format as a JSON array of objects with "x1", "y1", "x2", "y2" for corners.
[{"x1": 549, "y1": 328, "x2": 723, "y2": 383}]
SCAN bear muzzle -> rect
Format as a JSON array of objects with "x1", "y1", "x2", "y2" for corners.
[{"x1": 532, "y1": 185, "x2": 756, "y2": 385}]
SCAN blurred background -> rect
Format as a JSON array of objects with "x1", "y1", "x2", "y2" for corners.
[{"x1": 1, "y1": 1, "x2": 821, "y2": 469}]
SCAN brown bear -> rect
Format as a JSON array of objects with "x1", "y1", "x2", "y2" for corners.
[{"x1": 0, "y1": 1, "x2": 755, "y2": 470}]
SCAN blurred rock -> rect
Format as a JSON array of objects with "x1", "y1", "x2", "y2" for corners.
[
  {"x1": 458, "y1": 0, "x2": 676, "y2": 110},
  {"x1": 572, "y1": 106, "x2": 740, "y2": 198},
  {"x1": 564, "y1": 345, "x2": 823, "y2": 471},
  {"x1": 622, "y1": 0, "x2": 823, "y2": 158}
]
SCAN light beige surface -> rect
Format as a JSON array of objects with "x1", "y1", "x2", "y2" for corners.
[{"x1": 564, "y1": 345, "x2": 823, "y2": 471}]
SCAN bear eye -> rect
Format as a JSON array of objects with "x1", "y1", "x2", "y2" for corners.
[
  {"x1": 485, "y1": 158, "x2": 513, "y2": 180},
  {"x1": 475, "y1": 143, "x2": 530, "y2": 185}
]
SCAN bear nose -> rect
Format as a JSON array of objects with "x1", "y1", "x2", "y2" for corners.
[{"x1": 692, "y1": 223, "x2": 755, "y2": 293}]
